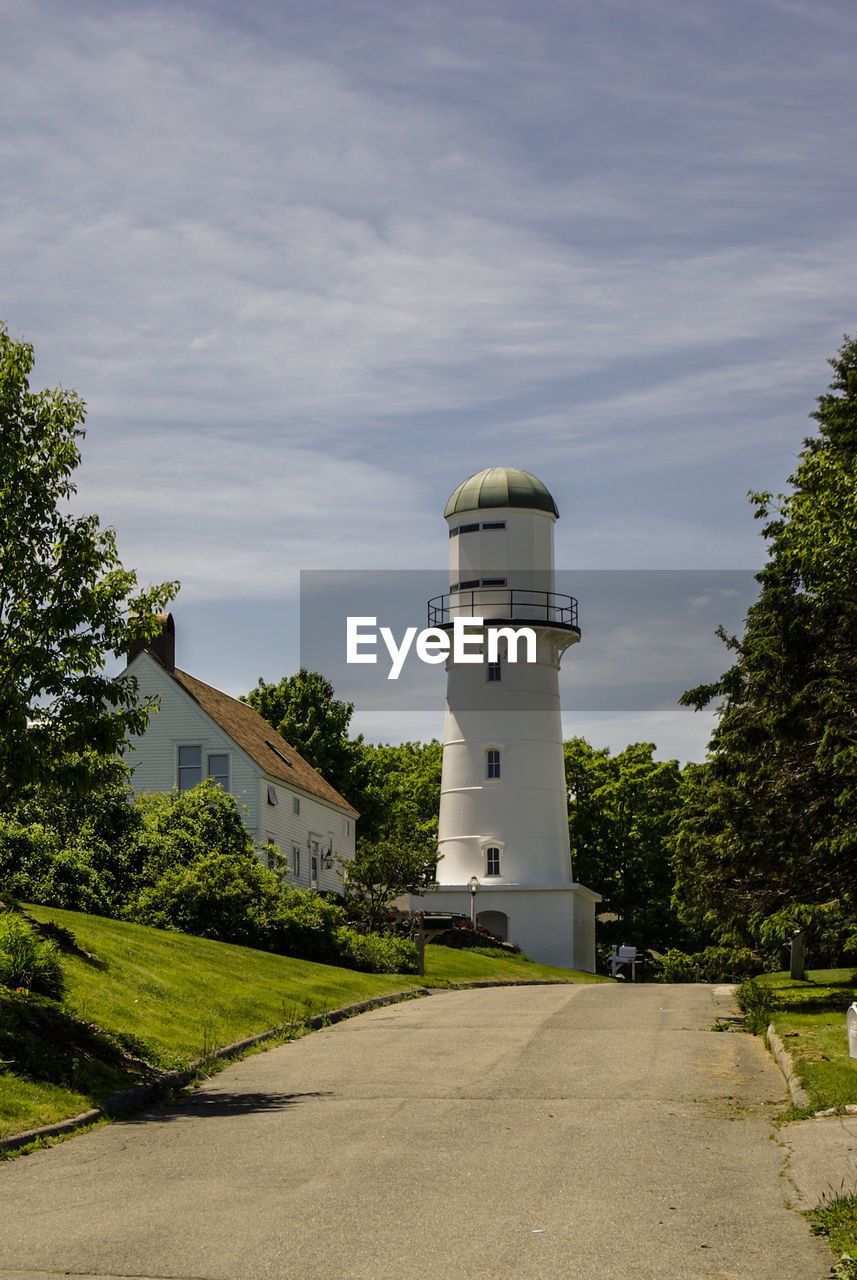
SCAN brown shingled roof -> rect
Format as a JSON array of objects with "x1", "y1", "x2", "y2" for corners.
[{"x1": 170, "y1": 668, "x2": 358, "y2": 817}]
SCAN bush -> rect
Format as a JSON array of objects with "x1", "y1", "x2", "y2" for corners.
[
  {"x1": 735, "y1": 978, "x2": 777, "y2": 1035},
  {"x1": 334, "y1": 928, "x2": 419, "y2": 974},
  {"x1": 0, "y1": 911, "x2": 65, "y2": 999},
  {"x1": 269, "y1": 889, "x2": 348, "y2": 964},
  {"x1": 131, "y1": 847, "x2": 295, "y2": 948},
  {"x1": 695, "y1": 945, "x2": 759, "y2": 982},
  {"x1": 0, "y1": 816, "x2": 112, "y2": 914},
  {"x1": 130, "y1": 780, "x2": 258, "y2": 882},
  {"x1": 428, "y1": 915, "x2": 519, "y2": 952},
  {"x1": 655, "y1": 949, "x2": 698, "y2": 982}
]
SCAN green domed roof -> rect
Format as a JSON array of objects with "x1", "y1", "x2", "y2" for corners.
[{"x1": 445, "y1": 468, "x2": 559, "y2": 518}]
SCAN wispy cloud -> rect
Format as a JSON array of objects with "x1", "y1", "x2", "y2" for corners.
[{"x1": 3, "y1": 0, "x2": 854, "y2": 754}]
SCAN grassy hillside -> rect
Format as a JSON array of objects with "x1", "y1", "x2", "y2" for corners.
[{"x1": 2, "y1": 906, "x2": 605, "y2": 1141}]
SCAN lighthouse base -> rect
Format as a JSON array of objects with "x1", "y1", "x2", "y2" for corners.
[{"x1": 405, "y1": 883, "x2": 601, "y2": 973}]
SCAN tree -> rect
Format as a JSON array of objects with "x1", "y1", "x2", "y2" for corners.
[
  {"x1": 340, "y1": 836, "x2": 439, "y2": 931},
  {"x1": 0, "y1": 324, "x2": 178, "y2": 808},
  {"x1": 242, "y1": 669, "x2": 363, "y2": 801},
  {"x1": 674, "y1": 334, "x2": 857, "y2": 944},
  {"x1": 356, "y1": 739, "x2": 443, "y2": 845},
  {"x1": 566, "y1": 737, "x2": 682, "y2": 951},
  {"x1": 339, "y1": 741, "x2": 442, "y2": 929}
]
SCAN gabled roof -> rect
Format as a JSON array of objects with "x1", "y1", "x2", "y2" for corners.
[{"x1": 169, "y1": 666, "x2": 359, "y2": 817}]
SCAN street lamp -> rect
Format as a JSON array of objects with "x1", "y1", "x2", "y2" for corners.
[{"x1": 468, "y1": 875, "x2": 479, "y2": 927}]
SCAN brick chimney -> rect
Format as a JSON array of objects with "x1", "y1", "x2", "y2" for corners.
[{"x1": 127, "y1": 611, "x2": 176, "y2": 672}]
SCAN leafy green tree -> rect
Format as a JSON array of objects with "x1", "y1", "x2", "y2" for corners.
[
  {"x1": 0, "y1": 324, "x2": 178, "y2": 809},
  {"x1": 341, "y1": 836, "x2": 439, "y2": 931},
  {"x1": 566, "y1": 737, "x2": 682, "y2": 950},
  {"x1": 674, "y1": 335, "x2": 857, "y2": 945},
  {"x1": 242, "y1": 669, "x2": 363, "y2": 801},
  {"x1": 564, "y1": 737, "x2": 615, "y2": 886},
  {"x1": 356, "y1": 739, "x2": 443, "y2": 846}
]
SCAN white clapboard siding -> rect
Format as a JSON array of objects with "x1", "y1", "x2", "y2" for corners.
[{"x1": 124, "y1": 652, "x2": 356, "y2": 894}]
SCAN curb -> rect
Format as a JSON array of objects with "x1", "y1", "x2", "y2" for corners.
[
  {"x1": 766, "y1": 1023, "x2": 812, "y2": 1110},
  {"x1": 0, "y1": 987, "x2": 431, "y2": 1154},
  {"x1": 1, "y1": 977, "x2": 579, "y2": 1155}
]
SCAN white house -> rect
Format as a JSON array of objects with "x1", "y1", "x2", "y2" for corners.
[
  {"x1": 123, "y1": 614, "x2": 357, "y2": 893},
  {"x1": 407, "y1": 467, "x2": 600, "y2": 971}
]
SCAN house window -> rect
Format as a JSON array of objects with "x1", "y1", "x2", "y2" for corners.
[
  {"x1": 486, "y1": 749, "x2": 501, "y2": 780},
  {"x1": 208, "y1": 753, "x2": 229, "y2": 790},
  {"x1": 265, "y1": 839, "x2": 280, "y2": 871},
  {"x1": 267, "y1": 785, "x2": 278, "y2": 806},
  {"x1": 310, "y1": 854, "x2": 318, "y2": 887},
  {"x1": 486, "y1": 847, "x2": 501, "y2": 877},
  {"x1": 292, "y1": 846, "x2": 301, "y2": 878},
  {"x1": 293, "y1": 796, "x2": 300, "y2": 815},
  {"x1": 486, "y1": 660, "x2": 501, "y2": 683},
  {"x1": 178, "y1": 745, "x2": 202, "y2": 791}
]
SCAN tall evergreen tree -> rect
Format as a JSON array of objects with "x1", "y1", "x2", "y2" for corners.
[{"x1": 674, "y1": 335, "x2": 857, "y2": 942}]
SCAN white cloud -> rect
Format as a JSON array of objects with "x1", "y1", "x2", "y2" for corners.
[{"x1": 4, "y1": 0, "x2": 854, "y2": 754}]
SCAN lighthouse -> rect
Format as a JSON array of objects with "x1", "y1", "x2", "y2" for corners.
[{"x1": 412, "y1": 467, "x2": 600, "y2": 972}]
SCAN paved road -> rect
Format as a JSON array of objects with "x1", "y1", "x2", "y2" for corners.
[{"x1": 0, "y1": 984, "x2": 832, "y2": 1279}]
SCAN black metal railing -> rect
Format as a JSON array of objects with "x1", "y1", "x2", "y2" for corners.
[{"x1": 427, "y1": 587, "x2": 579, "y2": 632}]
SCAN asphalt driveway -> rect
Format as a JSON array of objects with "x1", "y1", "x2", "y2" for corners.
[{"x1": 0, "y1": 983, "x2": 832, "y2": 1279}]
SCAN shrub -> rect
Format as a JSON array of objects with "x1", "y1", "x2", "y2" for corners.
[
  {"x1": 334, "y1": 928, "x2": 419, "y2": 974},
  {"x1": 268, "y1": 889, "x2": 348, "y2": 964},
  {"x1": 0, "y1": 816, "x2": 111, "y2": 914},
  {"x1": 735, "y1": 978, "x2": 777, "y2": 1035},
  {"x1": 0, "y1": 911, "x2": 65, "y2": 999},
  {"x1": 694, "y1": 945, "x2": 759, "y2": 982},
  {"x1": 130, "y1": 780, "x2": 258, "y2": 882},
  {"x1": 655, "y1": 949, "x2": 698, "y2": 982},
  {"x1": 130, "y1": 847, "x2": 291, "y2": 948}
]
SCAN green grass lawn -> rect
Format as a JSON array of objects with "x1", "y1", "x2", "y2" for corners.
[
  {"x1": 752, "y1": 969, "x2": 857, "y2": 1112},
  {"x1": 2, "y1": 905, "x2": 605, "y2": 1140}
]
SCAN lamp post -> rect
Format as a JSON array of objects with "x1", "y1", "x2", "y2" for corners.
[{"x1": 468, "y1": 875, "x2": 479, "y2": 927}]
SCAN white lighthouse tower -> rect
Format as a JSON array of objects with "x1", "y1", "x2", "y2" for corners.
[{"x1": 414, "y1": 467, "x2": 600, "y2": 972}]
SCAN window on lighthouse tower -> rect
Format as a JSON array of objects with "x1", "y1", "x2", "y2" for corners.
[
  {"x1": 486, "y1": 846, "x2": 501, "y2": 876},
  {"x1": 486, "y1": 749, "x2": 501, "y2": 780}
]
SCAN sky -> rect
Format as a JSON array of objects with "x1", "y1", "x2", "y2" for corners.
[{"x1": 3, "y1": 0, "x2": 855, "y2": 761}]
